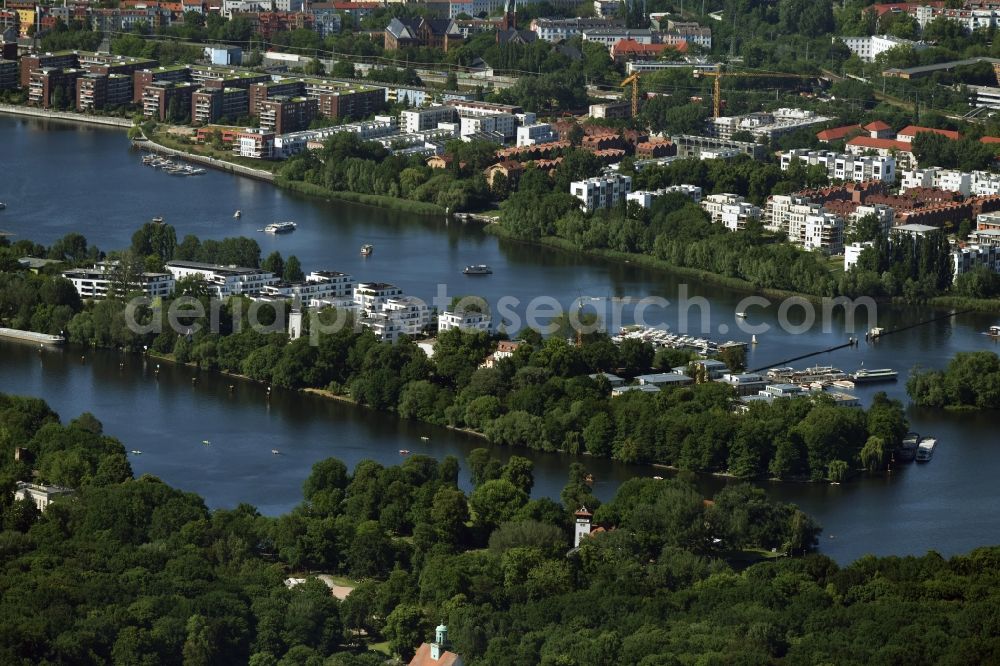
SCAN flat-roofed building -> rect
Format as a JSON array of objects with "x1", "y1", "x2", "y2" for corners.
[
  {"x1": 259, "y1": 95, "x2": 318, "y2": 134},
  {"x1": 28, "y1": 67, "x2": 83, "y2": 108},
  {"x1": 142, "y1": 81, "x2": 200, "y2": 121},
  {"x1": 62, "y1": 262, "x2": 175, "y2": 300},
  {"x1": 20, "y1": 50, "x2": 79, "y2": 87},
  {"x1": 14, "y1": 481, "x2": 75, "y2": 511},
  {"x1": 133, "y1": 65, "x2": 191, "y2": 103},
  {"x1": 233, "y1": 128, "x2": 275, "y2": 159},
  {"x1": 164, "y1": 260, "x2": 278, "y2": 298},
  {"x1": 438, "y1": 308, "x2": 491, "y2": 333},
  {"x1": 248, "y1": 79, "x2": 305, "y2": 114},
  {"x1": 192, "y1": 86, "x2": 249, "y2": 124},
  {"x1": 77, "y1": 72, "x2": 132, "y2": 111},
  {"x1": 0, "y1": 59, "x2": 18, "y2": 90}
]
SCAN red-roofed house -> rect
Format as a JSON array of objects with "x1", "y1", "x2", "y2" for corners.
[
  {"x1": 610, "y1": 38, "x2": 686, "y2": 63},
  {"x1": 896, "y1": 125, "x2": 960, "y2": 143},
  {"x1": 846, "y1": 135, "x2": 916, "y2": 168},
  {"x1": 816, "y1": 124, "x2": 863, "y2": 143},
  {"x1": 409, "y1": 626, "x2": 463, "y2": 666},
  {"x1": 864, "y1": 120, "x2": 893, "y2": 139},
  {"x1": 980, "y1": 136, "x2": 1000, "y2": 144}
]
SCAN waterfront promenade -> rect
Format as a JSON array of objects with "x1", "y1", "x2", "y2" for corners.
[{"x1": 0, "y1": 104, "x2": 131, "y2": 128}]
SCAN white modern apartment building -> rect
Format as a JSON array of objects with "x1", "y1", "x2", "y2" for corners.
[
  {"x1": 838, "y1": 34, "x2": 927, "y2": 62},
  {"x1": 164, "y1": 260, "x2": 278, "y2": 298},
  {"x1": 953, "y1": 244, "x2": 1000, "y2": 278},
  {"x1": 709, "y1": 109, "x2": 831, "y2": 141},
  {"x1": 626, "y1": 184, "x2": 702, "y2": 209},
  {"x1": 460, "y1": 112, "x2": 516, "y2": 141},
  {"x1": 701, "y1": 193, "x2": 761, "y2": 231},
  {"x1": 764, "y1": 195, "x2": 845, "y2": 254},
  {"x1": 571, "y1": 174, "x2": 633, "y2": 212},
  {"x1": 900, "y1": 168, "x2": 1000, "y2": 197},
  {"x1": 438, "y1": 309, "x2": 491, "y2": 333},
  {"x1": 62, "y1": 262, "x2": 175, "y2": 300},
  {"x1": 849, "y1": 204, "x2": 894, "y2": 237},
  {"x1": 382, "y1": 295, "x2": 432, "y2": 337},
  {"x1": 844, "y1": 241, "x2": 873, "y2": 270},
  {"x1": 516, "y1": 122, "x2": 559, "y2": 147},
  {"x1": 781, "y1": 149, "x2": 896, "y2": 184},
  {"x1": 354, "y1": 282, "x2": 404, "y2": 315},
  {"x1": 259, "y1": 271, "x2": 356, "y2": 302},
  {"x1": 400, "y1": 105, "x2": 457, "y2": 133}
]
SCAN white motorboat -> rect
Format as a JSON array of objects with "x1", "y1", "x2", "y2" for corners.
[{"x1": 263, "y1": 221, "x2": 297, "y2": 234}]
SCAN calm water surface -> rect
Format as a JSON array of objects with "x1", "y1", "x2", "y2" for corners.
[{"x1": 3, "y1": 114, "x2": 1000, "y2": 563}]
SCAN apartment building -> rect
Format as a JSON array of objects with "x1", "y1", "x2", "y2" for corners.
[
  {"x1": 82, "y1": 53, "x2": 159, "y2": 78},
  {"x1": 701, "y1": 193, "x2": 762, "y2": 232},
  {"x1": 259, "y1": 96, "x2": 317, "y2": 134},
  {"x1": 953, "y1": 244, "x2": 1000, "y2": 278},
  {"x1": 781, "y1": 148, "x2": 896, "y2": 184},
  {"x1": 626, "y1": 184, "x2": 702, "y2": 209},
  {"x1": 133, "y1": 65, "x2": 190, "y2": 103},
  {"x1": 142, "y1": 81, "x2": 200, "y2": 121},
  {"x1": 19, "y1": 50, "x2": 78, "y2": 87},
  {"x1": 901, "y1": 168, "x2": 1000, "y2": 197},
  {"x1": 76, "y1": 72, "x2": 132, "y2": 111},
  {"x1": 516, "y1": 122, "x2": 559, "y2": 147},
  {"x1": 764, "y1": 194, "x2": 845, "y2": 253},
  {"x1": 460, "y1": 112, "x2": 516, "y2": 141},
  {"x1": 28, "y1": 67, "x2": 83, "y2": 108},
  {"x1": 164, "y1": 260, "x2": 278, "y2": 298},
  {"x1": 354, "y1": 282, "x2": 404, "y2": 314},
  {"x1": 530, "y1": 17, "x2": 620, "y2": 42},
  {"x1": 672, "y1": 134, "x2": 768, "y2": 160},
  {"x1": 233, "y1": 128, "x2": 275, "y2": 159},
  {"x1": 248, "y1": 79, "x2": 305, "y2": 114},
  {"x1": 444, "y1": 99, "x2": 522, "y2": 117},
  {"x1": 62, "y1": 262, "x2": 175, "y2": 300},
  {"x1": 311, "y1": 83, "x2": 384, "y2": 120},
  {"x1": 708, "y1": 108, "x2": 831, "y2": 141},
  {"x1": 191, "y1": 87, "x2": 250, "y2": 124},
  {"x1": 438, "y1": 309, "x2": 492, "y2": 333},
  {"x1": 571, "y1": 174, "x2": 633, "y2": 212},
  {"x1": 260, "y1": 271, "x2": 356, "y2": 302},
  {"x1": 839, "y1": 34, "x2": 927, "y2": 62},
  {"x1": 401, "y1": 105, "x2": 457, "y2": 133},
  {"x1": 0, "y1": 59, "x2": 16, "y2": 90}
]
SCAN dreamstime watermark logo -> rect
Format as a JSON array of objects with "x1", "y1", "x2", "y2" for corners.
[{"x1": 123, "y1": 285, "x2": 878, "y2": 344}]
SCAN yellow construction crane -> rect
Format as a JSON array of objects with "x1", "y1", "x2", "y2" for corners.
[
  {"x1": 620, "y1": 72, "x2": 640, "y2": 118},
  {"x1": 694, "y1": 66, "x2": 817, "y2": 118}
]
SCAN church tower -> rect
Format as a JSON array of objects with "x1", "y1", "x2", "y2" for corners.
[
  {"x1": 430, "y1": 624, "x2": 448, "y2": 660},
  {"x1": 574, "y1": 506, "x2": 593, "y2": 547},
  {"x1": 500, "y1": 0, "x2": 516, "y2": 31}
]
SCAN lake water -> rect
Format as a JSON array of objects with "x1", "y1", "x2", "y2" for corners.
[{"x1": 3, "y1": 113, "x2": 1000, "y2": 563}]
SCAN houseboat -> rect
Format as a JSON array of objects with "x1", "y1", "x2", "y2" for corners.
[
  {"x1": 463, "y1": 264, "x2": 492, "y2": 275},
  {"x1": 850, "y1": 368, "x2": 898, "y2": 384},
  {"x1": 361, "y1": 244, "x2": 373, "y2": 256},
  {"x1": 897, "y1": 432, "x2": 920, "y2": 462},
  {"x1": 916, "y1": 437, "x2": 937, "y2": 462},
  {"x1": 263, "y1": 221, "x2": 297, "y2": 234}
]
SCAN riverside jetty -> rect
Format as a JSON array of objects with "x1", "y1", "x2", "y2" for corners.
[{"x1": 0, "y1": 328, "x2": 65, "y2": 345}]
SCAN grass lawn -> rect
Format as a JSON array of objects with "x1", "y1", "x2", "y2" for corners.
[{"x1": 369, "y1": 641, "x2": 391, "y2": 656}]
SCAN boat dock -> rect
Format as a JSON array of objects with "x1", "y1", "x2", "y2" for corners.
[
  {"x1": 613, "y1": 325, "x2": 747, "y2": 355},
  {"x1": 0, "y1": 328, "x2": 65, "y2": 345}
]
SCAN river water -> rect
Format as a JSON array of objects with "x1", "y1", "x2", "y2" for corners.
[{"x1": 3, "y1": 114, "x2": 1000, "y2": 563}]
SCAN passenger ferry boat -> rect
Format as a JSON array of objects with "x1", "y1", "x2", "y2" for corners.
[
  {"x1": 850, "y1": 367, "x2": 898, "y2": 384},
  {"x1": 463, "y1": 264, "x2": 493, "y2": 275},
  {"x1": 916, "y1": 437, "x2": 937, "y2": 462},
  {"x1": 360, "y1": 244, "x2": 373, "y2": 256},
  {"x1": 263, "y1": 221, "x2": 297, "y2": 234}
]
